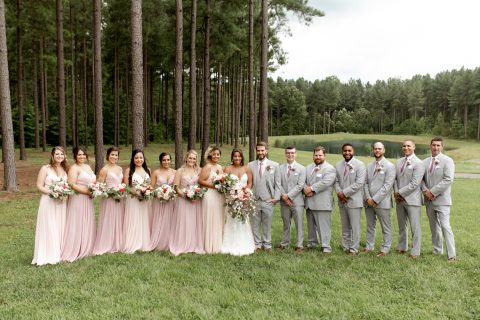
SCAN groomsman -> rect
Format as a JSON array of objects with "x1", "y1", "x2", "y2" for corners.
[
  {"x1": 364, "y1": 142, "x2": 396, "y2": 256},
  {"x1": 422, "y1": 137, "x2": 456, "y2": 261},
  {"x1": 303, "y1": 146, "x2": 336, "y2": 253},
  {"x1": 248, "y1": 141, "x2": 281, "y2": 252},
  {"x1": 278, "y1": 146, "x2": 306, "y2": 252},
  {"x1": 394, "y1": 139, "x2": 425, "y2": 259},
  {"x1": 334, "y1": 143, "x2": 366, "y2": 255}
]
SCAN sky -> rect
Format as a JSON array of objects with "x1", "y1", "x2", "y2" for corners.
[{"x1": 271, "y1": 0, "x2": 480, "y2": 83}]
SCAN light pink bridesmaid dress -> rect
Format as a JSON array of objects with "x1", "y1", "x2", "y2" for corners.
[
  {"x1": 93, "y1": 171, "x2": 124, "y2": 255},
  {"x1": 202, "y1": 171, "x2": 225, "y2": 253},
  {"x1": 149, "y1": 174, "x2": 175, "y2": 251},
  {"x1": 61, "y1": 170, "x2": 96, "y2": 262},
  {"x1": 169, "y1": 174, "x2": 205, "y2": 256},
  {"x1": 32, "y1": 167, "x2": 67, "y2": 266}
]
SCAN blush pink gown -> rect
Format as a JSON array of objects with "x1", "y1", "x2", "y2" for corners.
[
  {"x1": 202, "y1": 171, "x2": 225, "y2": 253},
  {"x1": 149, "y1": 175, "x2": 176, "y2": 251},
  {"x1": 32, "y1": 167, "x2": 67, "y2": 266},
  {"x1": 93, "y1": 171, "x2": 124, "y2": 255},
  {"x1": 61, "y1": 170, "x2": 96, "y2": 262}
]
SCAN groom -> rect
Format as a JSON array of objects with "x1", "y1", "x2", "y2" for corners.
[{"x1": 248, "y1": 142, "x2": 281, "y2": 252}]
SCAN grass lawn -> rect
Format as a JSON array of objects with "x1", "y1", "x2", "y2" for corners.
[{"x1": 0, "y1": 136, "x2": 479, "y2": 318}]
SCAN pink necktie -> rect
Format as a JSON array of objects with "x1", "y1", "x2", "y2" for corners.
[
  {"x1": 343, "y1": 163, "x2": 349, "y2": 177},
  {"x1": 400, "y1": 158, "x2": 407, "y2": 173},
  {"x1": 374, "y1": 161, "x2": 380, "y2": 176},
  {"x1": 259, "y1": 161, "x2": 263, "y2": 177},
  {"x1": 288, "y1": 165, "x2": 292, "y2": 177},
  {"x1": 429, "y1": 157, "x2": 435, "y2": 173}
]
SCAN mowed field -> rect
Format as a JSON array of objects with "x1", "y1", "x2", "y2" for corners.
[{"x1": 0, "y1": 134, "x2": 479, "y2": 319}]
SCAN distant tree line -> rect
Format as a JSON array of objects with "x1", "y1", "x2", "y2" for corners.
[{"x1": 269, "y1": 68, "x2": 480, "y2": 140}]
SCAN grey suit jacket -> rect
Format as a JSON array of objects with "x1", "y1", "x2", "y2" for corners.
[
  {"x1": 334, "y1": 157, "x2": 366, "y2": 208},
  {"x1": 304, "y1": 162, "x2": 336, "y2": 211},
  {"x1": 364, "y1": 157, "x2": 395, "y2": 209},
  {"x1": 421, "y1": 153, "x2": 454, "y2": 206},
  {"x1": 393, "y1": 154, "x2": 424, "y2": 206},
  {"x1": 248, "y1": 159, "x2": 281, "y2": 201},
  {"x1": 279, "y1": 162, "x2": 306, "y2": 206}
]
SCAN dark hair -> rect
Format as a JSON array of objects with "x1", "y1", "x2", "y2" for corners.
[
  {"x1": 256, "y1": 141, "x2": 268, "y2": 149},
  {"x1": 159, "y1": 152, "x2": 171, "y2": 162},
  {"x1": 285, "y1": 146, "x2": 296, "y2": 151},
  {"x1": 128, "y1": 149, "x2": 150, "y2": 186},
  {"x1": 106, "y1": 146, "x2": 120, "y2": 161},
  {"x1": 342, "y1": 143, "x2": 354, "y2": 151},
  {"x1": 73, "y1": 146, "x2": 88, "y2": 163},
  {"x1": 313, "y1": 146, "x2": 326, "y2": 155},
  {"x1": 50, "y1": 146, "x2": 69, "y2": 172},
  {"x1": 431, "y1": 137, "x2": 443, "y2": 145},
  {"x1": 205, "y1": 145, "x2": 221, "y2": 163},
  {"x1": 231, "y1": 148, "x2": 245, "y2": 166}
]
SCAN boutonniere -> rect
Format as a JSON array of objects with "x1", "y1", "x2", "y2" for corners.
[
  {"x1": 376, "y1": 164, "x2": 384, "y2": 172},
  {"x1": 290, "y1": 167, "x2": 296, "y2": 172},
  {"x1": 347, "y1": 163, "x2": 353, "y2": 169},
  {"x1": 314, "y1": 167, "x2": 321, "y2": 172},
  {"x1": 434, "y1": 159, "x2": 440, "y2": 165},
  {"x1": 406, "y1": 159, "x2": 412, "y2": 166},
  {"x1": 266, "y1": 165, "x2": 272, "y2": 171}
]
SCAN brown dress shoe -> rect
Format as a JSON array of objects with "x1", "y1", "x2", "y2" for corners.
[
  {"x1": 264, "y1": 248, "x2": 272, "y2": 252},
  {"x1": 295, "y1": 247, "x2": 303, "y2": 252},
  {"x1": 397, "y1": 249, "x2": 407, "y2": 254},
  {"x1": 363, "y1": 248, "x2": 373, "y2": 253},
  {"x1": 255, "y1": 248, "x2": 263, "y2": 252},
  {"x1": 347, "y1": 251, "x2": 358, "y2": 256},
  {"x1": 408, "y1": 255, "x2": 418, "y2": 260},
  {"x1": 448, "y1": 257, "x2": 457, "y2": 262},
  {"x1": 377, "y1": 252, "x2": 386, "y2": 257},
  {"x1": 276, "y1": 245, "x2": 286, "y2": 250}
]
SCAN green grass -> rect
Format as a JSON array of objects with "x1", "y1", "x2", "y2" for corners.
[{"x1": 1, "y1": 135, "x2": 479, "y2": 318}]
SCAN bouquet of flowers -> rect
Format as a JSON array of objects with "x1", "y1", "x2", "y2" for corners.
[
  {"x1": 213, "y1": 173, "x2": 239, "y2": 195},
  {"x1": 154, "y1": 184, "x2": 177, "y2": 202},
  {"x1": 88, "y1": 182, "x2": 108, "y2": 198},
  {"x1": 182, "y1": 184, "x2": 207, "y2": 200},
  {"x1": 225, "y1": 184, "x2": 256, "y2": 223},
  {"x1": 106, "y1": 183, "x2": 129, "y2": 202},
  {"x1": 48, "y1": 178, "x2": 75, "y2": 201},
  {"x1": 132, "y1": 179, "x2": 155, "y2": 201}
]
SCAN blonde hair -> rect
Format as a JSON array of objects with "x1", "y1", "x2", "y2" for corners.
[
  {"x1": 183, "y1": 150, "x2": 198, "y2": 169},
  {"x1": 204, "y1": 145, "x2": 221, "y2": 164}
]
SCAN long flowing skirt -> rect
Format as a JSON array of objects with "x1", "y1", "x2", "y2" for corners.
[
  {"x1": 149, "y1": 199, "x2": 176, "y2": 251},
  {"x1": 202, "y1": 189, "x2": 225, "y2": 253},
  {"x1": 61, "y1": 194, "x2": 96, "y2": 262},
  {"x1": 170, "y1": 198, "x2": 204, "y2": 256},
  {"x1": 93, "y1": 198, "x2": 124, "y2": 255},
  {"x1": 221, "y1": 214, "x2": 255, "y2": 256},
  {"x1": 123, "y1": 197, "x2": 151, "y2": 253},
  {"x1": 32, "y1": 195, "x2": 67, "y2": 266}
]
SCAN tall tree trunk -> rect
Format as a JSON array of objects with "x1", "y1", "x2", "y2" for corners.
[
  {"x1": 93, "y1": 0, "x2": 104, "y2": 173},
  {"x1": 464, "y1": 105, "x2": 468, "y2": 138},
  {"x1": 114, "y1": 44, "x2": 120, "y2": 146},
  {"x1": 215, "y1": 66, "x2": 222, "y2": 146},
  {"x1": 56, "y1": 0, "x2": 66, "y2": 148},
  {"x1": 131, "y1": 0, "x2": 144, "y2": 150},
  {"x1": 188, "y1": 0, "x2": 197, "y2": 150},
  {"x1": 0, "y1": 0, "x2": 17, "y2": 191},
  {"x1": 174, "y1": 0, "x2": 184, "y2": 168},
  {"x1": 16, "y1": 0, "x2": 25, "y2": 159},
  {"x1": 125, "y1": 49, "x2": 130, "y2": 146},
  {"x1": 70, "y1": 2, "x2": 78, "y2": 147},
  {"x1": 200, "y1": 0, "x2": 211, "y2": 165},
  {"x1": 143, "y1": 47, "x2": 148, "y2": 146},
  {"x1": 40, "y1": 36, "x2": 47, "y2": 151},
  {"x1": 164, "y1": 72, "x2": 169, "y2": 140},
  {"x1": 82, "y1": 36, "x2": 88, "y2": 147},
  {"x1": 32, "y1": 39, "x2": 39, "y2": 149},
  {"x1": 477, "y1": 105, "x2": 480, "y2": 141},
  {"x1": 259, "y1": 0, "x2": 268, "y2": 143},
  {"x1": 248, "y1": 0, "x2": 255, "y2": 160}
]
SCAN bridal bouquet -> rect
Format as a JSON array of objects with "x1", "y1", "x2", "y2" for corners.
[
  {"x1": 106, "y1": 183, "x2": 128, "y2": 202},
  {"x1": 132, "y1": 179, "x2": 155, "y2": 201},
  {"x1": 48, "y1": 178, "x2": 75, "y2": 201},
  {"x1": 154, "y1": 184, "x2": 177, "y2": 202},
  {"x1": 183, "y1": 184, "x2": 207, "y2": 200},
  {"x1": 88, "y1": 182, "x2": 108, "y2": 198},
  {"x1": 213, "y1": 173, "x2": 239, "y2": 195},
  {"x1": 225, "y1": 184, "x2": 256, "y2": 223}
]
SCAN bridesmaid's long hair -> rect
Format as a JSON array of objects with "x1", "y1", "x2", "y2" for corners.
[
  {"x1": 128, "y1": 149, "x2": 150, "y2": 186},
  {"x1": 50, "y1": 146, "x2": 69, "y2": 173},
  {"x1": 204, "y1": 145, "x2": 221, "y2": 165},
  {"x1": 231, "y1": 148, "x2": 245, "y2": 166},
  {"x1": 73, "y1": 146, "x2": 89, "y2": 164},
  {"x1": 106, "y1": 146, "x2": 120, "y2": 161}
]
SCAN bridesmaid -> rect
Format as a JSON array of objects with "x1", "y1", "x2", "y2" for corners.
[
  {"x1": 32, "y1": 146, "x2": 69, "y2": 266},
  {"x1": 149, "y1": 152, "x2": 176, "y2": 251},
  {"x1": 198, "y1": 146, "x2": 224, "y2": 253},
  {"x1": 61, "y1": 147, "x2": 97, "y2": 262},
  {"x1": 93, "y1": 146, "x2": 124, "y2": 255},
  {"x1": 170, "y1": 150, "x2": 205, "y2": 256},
  {"x1": 123, "y1": 149, "x2": 152, "y2": 253}
]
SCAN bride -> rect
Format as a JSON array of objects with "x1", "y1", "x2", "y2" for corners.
[{"x1": 221, "y1": 148, "x2": 255, "y2": 256}]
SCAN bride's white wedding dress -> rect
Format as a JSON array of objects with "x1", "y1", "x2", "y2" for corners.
[{"x1": 221, "y1": 173, "x2": 255, "y2": 256}]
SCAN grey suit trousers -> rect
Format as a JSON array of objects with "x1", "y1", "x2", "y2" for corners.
[
  {"x1": 396, "y1": 202, "x2": 422, "y2": 256},
  {"x1": 339, "y1": 204, "x2": 361, "y2": 253},
  {"x1": 252, "y1": 200, "x2": 274, "y2": 249},
  {"x1": 307, "y1": 209, "x2": 332, "y2": 252},
  {"x1": 426, "y1": 204, "x2": 456, "y2": 258},
  {"x1": 306, "y1": 209, "x2": 319, "y2": 247},
  {"x1": 280, "y1": 204, "x2": 304, "y2": 248},
  {"x1": 365, "y1": 207, "x2": 392, "y2": 253}
]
